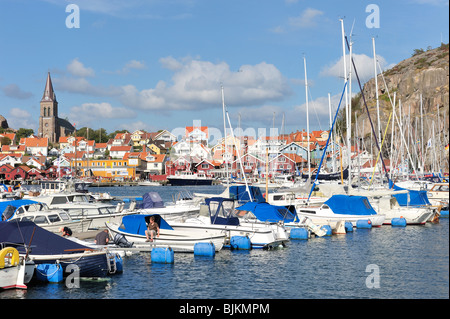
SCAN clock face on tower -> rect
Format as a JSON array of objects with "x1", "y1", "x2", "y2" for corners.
[{"x1": 45, "y1": 123, "x2": 49, "y2": 127}]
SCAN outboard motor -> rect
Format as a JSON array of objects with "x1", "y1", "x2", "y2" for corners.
[{"x1": 113, "y1": 233, "x2": 134, "y2": 248}]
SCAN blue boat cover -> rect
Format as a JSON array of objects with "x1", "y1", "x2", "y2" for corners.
[
  {"x1": 205, "y1": 197, "x2": 240, "y2": 226},
  {"x1": 389, "y1": 181, "x2": 431, "y2": 206},
  {"x1": 118, "y1": 214, "x2": 173, "y2": 236},
  {"x1": 141, "y1": 192, "x2": 165, "y2": 208},
  {"x1": 324, "y1": 195, "x2": 377, "y2": 215},
  {"x1": 0, "y1": 199, "x2": 39, "y2": 221},
  {"x1": 0, "y1": 221, "x2": 91, "y2": 255},
  {"x1": 229, "y1": 186, "x2": 265, "y2": 203},
  {"x1": 235, "y1": 202, "x2": 297, "y2": 222},
  {"x1": 0, "y1": 199, "x2": 39, "y2": 213}
]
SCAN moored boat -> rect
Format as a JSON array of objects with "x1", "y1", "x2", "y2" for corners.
[
  {"x1": 169, "y1": 198, "x2": 289, "y2": 249},
  {"x1": 295, "y1": 194, "x2": 385, "y2": 227},
  {"x1": 106, "y1": 214, "x2": 226, "y2": 252},
  {"x1": 0, "y1": 221, "x2": 111, "y2": 278}
]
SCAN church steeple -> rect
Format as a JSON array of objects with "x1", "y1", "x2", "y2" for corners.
[{"x1": 41, "y1": 72, "x2": 57, "y2": 102}]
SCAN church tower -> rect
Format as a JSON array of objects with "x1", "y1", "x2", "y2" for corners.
[{"x1": 38, "y1": 72, "x2": 59, "y2": 143}]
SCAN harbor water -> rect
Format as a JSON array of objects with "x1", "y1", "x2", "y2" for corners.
[{"x1": 2, "y1": 185, "x2": 448, "y2": 300}]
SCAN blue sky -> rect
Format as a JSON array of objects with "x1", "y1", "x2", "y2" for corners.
[{"x1": 0, "y1": 0, "x2": 448, "y2": 141}]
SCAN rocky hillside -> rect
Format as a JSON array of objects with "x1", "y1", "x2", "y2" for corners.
[{"x1": 351, "y1": 44, "x2": 449, "y2": 166}]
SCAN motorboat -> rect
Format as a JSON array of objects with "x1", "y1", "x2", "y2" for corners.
[
  {"x1": 137, "y1": 180, "x2": 161, "y2": 186},
  {"x1": 194, "y1": 185, "x2": 266, "y2": 205},
  {"x1": 0, "y1": 246, "x2": 34, "y2": 290},
  {"x1": 106, "y1": 214, "x2": 226, "y2": 253},
  {"x1": 24, "y1": 191, "x2": 135, "y2": 230},
  {"x1": 1, "y1": 199, "x2": 92, "y2": 234},
  {"x1": 389, "y1": 181, "x2": 440, "y2": 222},
  {"x1": 0, "y1": 221, "x2": 112, "y2": 278},
  {"x1": 167, "y1": 171, "x2": 214, "y2": 186},
  {"x1": 294, "y1": 194, "x2": 385, "y2": 227},
  {"x1": 348, "y1": 189, "x2": 435, "y2": 225},
  {"x1": 427, "y1": 183, "x2": 449, "y2": 209},
  {"x1": 134, "y1": 191, "x2": 201, "y2": 221},
  {"x1": 169, "y1": 198, "x2": 289, "y2": 249}
]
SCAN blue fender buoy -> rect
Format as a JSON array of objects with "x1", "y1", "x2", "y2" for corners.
[
  {"x1": 151, "y1": 247, "x2": 174, "y2": 263},
  {"x1": 230, "y1": 236, "x2": 252, "y2": 250},
  {"x1": 320, "y1": 225, "x2": 332, "y2": 236},
  {"x1": 439, "y1": 209, "x2": 449, "y2": 218},
  {"x1": 36, "y1": 264, "x2": 63, "y2": 283},
  {"x1": 345, "y1": 222, "x2": 353, "y2": 232},
  {"x1": 391, "y1": 217, "x2": 407, "y2": 227},
  {"x1": 290, "y1": 227, "x2": 309, "y2": 240},
  {"x1": 194, "y1": 242, "x2": 216, "y2": 257},
  {"x1": 115, "y1": 254, "x2": 123, "y2": 273},
  {"x1": 356, "y1": 219, "x2": 372, "y2": 229}
]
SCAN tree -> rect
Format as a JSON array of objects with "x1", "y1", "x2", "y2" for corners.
[{"x1": 16, "y1": 128, "x2": 34, "y2": 141}]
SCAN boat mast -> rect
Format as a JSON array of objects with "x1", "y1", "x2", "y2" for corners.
[
  {"x1": 340, "y1": 19, "x2": 350, "y2": 187},
  {"x1": 420, "y1": 94, "x2": 424, "y2": 175},
  {"x1": 373, "y1": 37, "x2": 382, "y2": 148},
  {"x1": 303, "y1": 56, "x2": 311, "y2": 180},
  {"x1": 221, "y1": 85, "x2": 229, "y2": 187},
  {"x1": 328, "y1": 93, "x2": 336, "y2": 172}
]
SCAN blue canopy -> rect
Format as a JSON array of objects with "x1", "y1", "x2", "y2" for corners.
[
  {"x1": 389, "y1": 181, "x2": 431, "y2": 206},
  {"x1": 141, "y1": 192, "x2": 165, "y2": 208},
  {"x1": 0, "y1": 221, "x2": 91, "y2": 255},
  {"x1": 229, "y1": 185, "x2": 265, "y2": 203},
  {"x1": 118, "y1": 214, "x2": 173, "y2": 236},
  {"x1": 235, "y1": 202, "x2": 297, "y2": 223},
  {"x1": 324, "y1": 195, "x2": 377, "y2": 215},
  {"x1": 0, "y1": 199, "x2": 39, "y2": 221},
  {"x1": 205, "y1": 197, "x2": 240, "y2": 226}
]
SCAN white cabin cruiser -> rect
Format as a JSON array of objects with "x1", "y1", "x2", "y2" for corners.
[
  {"x1": 169, "y1": 198, "x2": 289, "y2": 249},
  {"x1": 106, "y1": 214, "x2": 226, "y2": 253}
]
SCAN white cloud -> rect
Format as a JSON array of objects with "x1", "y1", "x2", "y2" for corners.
[
  {"x1": 67, "y1": 102, "x2": 136, "y2": 127},
  {"x1": 108, "y1": 60, "x2": 147, "y2": 74},
  {"x1": 67, "y1": 58, "x2": 95, "y2": 77},
  {"x1": 320, "y1": 53, "x2": 390, "y2": 82},
  {"x1": 119, "y1": 57, "x2": 292, "y2": 111},
  {"x1": 7, "y1": 108, "x2": 37, "y2": 131},
  {"x1": 271, "y1": 7, "x2": 324, "y2": 34},
  {"x1": 1, "y1": 84, "x2": 33, "y2": 100},
  {"x1": 53, "y1": 76, "x2": 122, "y2": 97},
  {"x1": 117, "y1": 120, "x2": 156, "y2": 132},
  {"x1": 288, "y1": 8, "x2": 324, "y2": 28}
]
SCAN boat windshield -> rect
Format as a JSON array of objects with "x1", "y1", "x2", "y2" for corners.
[{"x1": 68, "y1": 195, "x2": 89, "y2": 203}]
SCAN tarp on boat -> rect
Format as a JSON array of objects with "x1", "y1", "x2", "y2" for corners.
[
  {"x1": 229, "y1": 185, "x2": 265, "y2": 203},
  {"x1": 0, "y1": 221, "x2": 91, "y2": 255},
  {"x1": 389, "y1": 181, "x2": 431, "y2": 206},
  {"x1": 205, "y1": 197, "x2": 239, "y2": 226},
  {"x1": 235, "y1": 202, "x2": 297, "y2": 223},
  {"x1": 118, "y1": 214, "x2": 173, "y2": 236},
  {"x1": 324, "y1": 195, "x2": 377, "y2": 215},
  {"x1": 0, "y1": 199, "x2": 39, "y2": 221},
  {"x1": 141, "y1": 192, "x2": 165, "y2": 208}
]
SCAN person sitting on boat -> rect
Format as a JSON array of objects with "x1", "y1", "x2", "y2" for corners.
[
  {"x1": 145, "y1": 216, "x2": 160, "y2": 242},
  {"x1": 95, "y1": 229, "x2": 110, "y2": 245},
  {"x1": 61, "y1": 226, "x2": 72, "y2": 237}
]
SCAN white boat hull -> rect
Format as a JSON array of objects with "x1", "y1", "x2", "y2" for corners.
[
  {"x1": 296, "y1": 207, "x2": 385, "y2": 227},
  {"x1": 106, "y1": 222, "x2": 226, "y2": 252},
  {"x1": 381, "y1": 207, "x2": 435, "y2": 225},
  {"x1": 169, "y1": 217, "x2": 288, "y2": 249}
]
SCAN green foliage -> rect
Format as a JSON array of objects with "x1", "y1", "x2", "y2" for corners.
[
  {"x1": 412, "y1": 48, "x2": 425, "y2": 56},
  {"x1": 16, "y1": 128, "x2": 34, "y2": 141}
]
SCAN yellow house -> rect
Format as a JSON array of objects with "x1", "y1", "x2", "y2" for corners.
[
  {"x1": 147, "y1": 143, "x2": 161, "y2": 155},
  {"x1": 75, "y1": 158, "x2": 138, "y2": 179}
]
